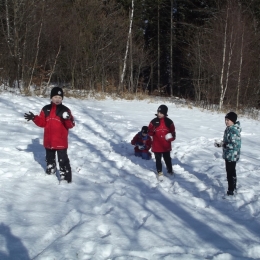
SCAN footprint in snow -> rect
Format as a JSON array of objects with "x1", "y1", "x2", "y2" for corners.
[
  {"x1": 97, "y1": 224, "x2": 111, "y2": 238},
  {"x1": 94, "y1": 205, "x2": 114, "y2": 215},
  {"x1": 133, "y1": 211, "x2": 151, "y2": 229}
]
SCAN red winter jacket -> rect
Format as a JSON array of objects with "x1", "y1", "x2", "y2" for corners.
[
  {"x1": 148, "y1": 117, "x2": 176, "y2": 152},
  {"x1": 131, "y1": 132, "x2": 152, "y2": 153},
  {"x1": 33, "y1": 102, "x2": 75, "y2": 149}
]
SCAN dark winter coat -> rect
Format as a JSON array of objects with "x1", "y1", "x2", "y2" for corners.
[
  {"x1": 223, "y1": 121, "x2": 241, "y2": 162},
  {"x1": 33, "y1": 102, "x2": 75, "y2": 149},
  {"x1": 131, "y1": 132, "x2": 152, "y2": 153},
  {"x1": 148, "y1": 117, "x2": 176, "y2": 152}
]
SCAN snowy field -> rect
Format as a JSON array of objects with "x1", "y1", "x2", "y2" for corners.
[{"x1": 0, "y1": 92, "x2": 260, "y2": 260}]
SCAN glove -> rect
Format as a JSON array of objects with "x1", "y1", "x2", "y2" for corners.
[
  {"x1": 62, "y1": 111, "x2": 70, "y2": 119},
  {"x1": 24, "y1": 111, "x2": 35, "y2": 121},
  {"x1": 214, "y1": 140, "x2": 223, "y2": 147},
  {"x1": 138, "y1": 145, "x2": 145, "y2": 150}
]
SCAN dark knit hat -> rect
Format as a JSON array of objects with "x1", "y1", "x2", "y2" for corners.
[
  {"x1": 156, "y1": 105, "x2": 168, "y2": 116},
  {"x1": 225, "y1": 112, "x2": 237, "y2": 124},
  {"x1": 50, "y1": 87, "x2": 64, "y2": 99},
  {"x1": 141, "y1": 126, "x2": 148, "y2": 134}
]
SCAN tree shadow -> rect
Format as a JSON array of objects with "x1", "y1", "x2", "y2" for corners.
[{"x1": 0, "y1": 223, "x2": 30, "y2": 260}]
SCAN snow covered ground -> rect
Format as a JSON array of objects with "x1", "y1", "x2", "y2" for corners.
[{"x1": 0, "y1": 92, "x2": 260, "y2": 260}]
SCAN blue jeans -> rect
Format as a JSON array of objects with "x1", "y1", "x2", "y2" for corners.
[{"x1": 135, "y1": 152, "x2": 151, "y2": 160}]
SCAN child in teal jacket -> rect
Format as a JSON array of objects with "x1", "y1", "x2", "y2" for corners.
[{"x1": 215, "y1": 112, "x2": 241, "y2": 196}]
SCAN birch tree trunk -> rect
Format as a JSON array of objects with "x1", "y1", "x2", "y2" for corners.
[
  {"x1": 41, "y1": 44, "x2": 61, "y2": 96},
  {"x1": 219, "y1": 7, "x2": 229, "y2": 110},
  {"x1": 170, "y1": 0, "x2": 173, "y2": 97},
  {"x1": 27, "y1": 2, "x2": 45, "y2": 91},
  {"x1": 46, "y1": 44, "x2": 62, "y2": 86},
  {"x1": 151, "y1": 63, "x2": 154, "y2": 93},
  {"x1": 5, "y1": 0, "x2": 10, "y2": 41},
  {"x1": 13, "y1": 0, "x2": 21, "y2": 88},
  {"x1": 222, "y1": 27, "x2": 234, "y2": 108},
  {"x1": 129, "y1": 12, "x2": 133, "y2": 93},
  {"x1": 157, "y1": 0, "x2": 160, "y2": 91},
  {"x1": 236, "y1": 24, "x2": 244, "y2": 112},
  {"x1": 196, "y1": 34, "x2": 202, "y2": 102},
  {"x1": 27, "y1": 21, "x2": 43, "y2": 90},
  {"x1": 120, "y1": 0, "x2": 134, "y2": 91}
]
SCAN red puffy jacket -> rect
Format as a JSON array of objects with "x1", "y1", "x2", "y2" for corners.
[
  {"x1": 148, "y1": 117, "x2": 176, "y2": 152},
  {"x1": 33, "y1": 103, "x2": 75, "y2": 149}
]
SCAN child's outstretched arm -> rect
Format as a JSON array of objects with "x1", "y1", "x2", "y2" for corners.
[
  {"x1": 24, "y1": 111, "x2": 35, "y2": 121},
  {"x1": 24, "y1": 110, "x2": 46, "y2": 127},
  {"x1": 33, "y1": 110, "x2": 47, "y2": 127}
]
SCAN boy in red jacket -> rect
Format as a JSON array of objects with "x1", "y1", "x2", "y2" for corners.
[
  {"x1": 24, "y1": 87, "x2": 75, "y2": 183},
  {"x1": 148, "y1": 105, "x2": 176, "y2": 180},
  {"x1": 131, "y1": 126, "x2": 152, "y2": 160}
]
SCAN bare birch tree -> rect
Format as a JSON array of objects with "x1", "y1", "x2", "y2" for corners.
[
  {"x1": 236, "y1": 23, "x2": 244, "y2": 112},
  {"x1": 169, "y1": 0, "x2": 173, "y2": 97},
  {"x1": 27, "y1": 5, "x2": 45, "y2": 91},
  {"x1": 219, "y1": 6, "x2": 229, "y2": 110},
  {"x1": 120, "y1": 0, "x2": 134, "y2": 91}
]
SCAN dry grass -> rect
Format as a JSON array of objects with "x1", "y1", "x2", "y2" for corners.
[{"x1": 5, "y1": 86, "x2": 259, "y2": 120}]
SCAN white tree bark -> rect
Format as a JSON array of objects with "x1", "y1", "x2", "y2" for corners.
[
  {"x1": 27, "y1": 20, "x2": 43, "y2": 90},
  {"x1": 157, "y1": 1, "x2": 160, "y2": 91},
  {"x1": 170, "y1": 0, "x2": 173, "y2": 96},
  {"x1": 219, "y1": 7, "x2": 228, "y2": 110},
  {"x1": 47, "y1": 44, "x2": 62, "y2": 87},
  {"x1": 28, "y1": 2, "x2": 45, "y2": 90},
  {"x1": 236, "y1": 24, "x2": 244, "y2": 111},
  {"x1": 222, "y1": 27, "x2": 234, "y2": 101},
  {"x1": 120, "y1": 0, "x2": 134, "y2": 90},
  {"x1": 5, "y1": 0, "x2": 10, "y2": 41}
]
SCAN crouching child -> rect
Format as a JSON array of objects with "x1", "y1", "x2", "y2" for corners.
[{"x1": 131, "y1": 126, "x2": 152, "y2": 160}]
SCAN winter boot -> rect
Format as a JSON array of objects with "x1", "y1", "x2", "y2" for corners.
[
  {"x1": 158, "y1": 171, "x2": 164, "y2": 181},
  {"x1": 59, "y1": 166, "x2": 72, "y2": 183},
  {"x1": 227, "y1": 190, "x2": 234, "y2": 196},
  {"x1": 59, "y1": 167, "x2": 66, "y2": 180},
  {"x1": 46, "y1": 162, "x2": 56, "y2": 175},
  {"x1": 167, "y1": 169, "x2": 174, "y2": 175},
  {"x1": 223, "y1": 190, "x2": 235, "y2": 199}
]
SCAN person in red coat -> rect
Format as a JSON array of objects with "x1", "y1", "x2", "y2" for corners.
[
  {"x1": 148, "y1": 105, "x2": 176, "y2": 178},
  {"x1": 131, "y1": 126, "x2": 152, "y2": 160},
  {"x1": 24, "y1": 87, "x2": 75, "y2": 183}
]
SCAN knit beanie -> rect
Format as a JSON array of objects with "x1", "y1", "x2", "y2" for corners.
[
  {"x1": 225, "y1": 112, "x2": 237, "y2": 124},
  {"x1": 157, "y1": 105, "x2": 168, "y2": 116},
  {"x1": 141, "y1": 126, "x2": 148, "y2": 134},
  {"x1": 50, "y1": 87, "x2": 64, "y2": 99}
]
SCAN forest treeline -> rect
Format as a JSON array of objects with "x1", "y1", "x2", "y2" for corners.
[{"x1": 1, "y1": 0, "x2": 260, "y2": 111}]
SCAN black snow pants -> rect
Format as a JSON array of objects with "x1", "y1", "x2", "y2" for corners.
[
  {"x1": 225, "y1": 160, "x2": 237, "y2": 192},
  {"x1": 45, "y1": 148, "x2": 72, "y2": 183},
  {"x1": 154, "y1": 152, "x2": 173, "y2": 173}
]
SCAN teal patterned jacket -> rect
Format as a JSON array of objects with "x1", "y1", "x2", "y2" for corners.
[{"x1": 222, "y1": 121, "x2": 241, "y2": 162}]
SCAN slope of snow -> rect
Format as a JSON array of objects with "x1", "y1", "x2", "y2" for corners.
[{"x1": 0, "y1": 92, "x2": 259, "y2": 259}]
